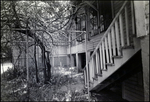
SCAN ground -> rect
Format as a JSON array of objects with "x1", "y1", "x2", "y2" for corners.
[
  {"x1": 1, "y1": 66, "x2": 128, "y2": 101},
  {"x1": 1, "y1": 66, "x2": 88, "y2": 101}
]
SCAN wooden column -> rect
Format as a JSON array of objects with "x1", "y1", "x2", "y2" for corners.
[
  {"x1": 76, "y1": 53, "x2": 79, "y2": 72},
  {"x1": 76, "y1": 38, "x2": 79, "y2": 72},
  {"x1": 85, "y1": 7, "x2": 90, "y2": 101}
]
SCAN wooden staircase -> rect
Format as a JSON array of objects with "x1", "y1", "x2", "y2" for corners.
[{"x1": 83, "y1": 1, "x2": 141, "y2": 95}]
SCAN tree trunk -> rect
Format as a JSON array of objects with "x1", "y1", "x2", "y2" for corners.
[
  {"x1": 46, "y1": 52, "x2": 51, "y2": 80},
  {"x1": 15, "y1": 29, "x2": 51, "y2": 84},
  {"x1": 34, "y1": 42, "x2": 39, "y2": 83}
]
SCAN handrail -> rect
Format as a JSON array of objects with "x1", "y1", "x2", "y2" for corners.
[{"x1": 83, "y1": 1, "x2": 128, "y2": 70}]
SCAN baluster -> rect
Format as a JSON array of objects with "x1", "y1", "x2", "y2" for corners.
[
  {"x1": 119, "y1": 13, "x2": 125, "y2": 47},
  {"x1": 102, "y1": 41, "x2": 106, "y2": 70},
  {"x1": 99, "y1": 44, "x2": 103, "y2": 70},
  {"x1": 131, "y1": 1, "x2": 135, "y2": 35},
  {"x1": 87, "y1": 64, "x2": 91, "y2": 87},
  {"x1": 125, "y1": 6, "x2": 130, "y2": 46},
  {"x1": 96, "y1": 51, "x2": 99, "y2": 75},
  {"x1": 105, "y1": 36, "x2": 109, "y2": 63},
  {"x1": 108, "y1": 32, "x2": 113, "y2": 63},
  {"x1": 115, "y1": 20, "x2": 121, "y2": 56},
  {"x1": 92, "y1": 57, "x2": 95, "y2": 78},
  {"x1": 84, "y1": 69, "x2": 87, "y2": 86},
  {"x1": 85, "y1": 65, "x2": 88, "y2": 87},
  {"x1": 89, "y1": 59, "x2": 93, "y2": 81},
  {"x1": 111, "y1": 26, "x2": 116, "y2": 56}
]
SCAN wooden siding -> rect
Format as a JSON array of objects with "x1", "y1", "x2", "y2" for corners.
[
  {"x1": 52, "y1": 56, "x2": 68, "y2": 67},
  {"x1": 113, "y1": 1, "x2": 134, "y2": 46},
  {"x1": 113, "y1": 1, "x2": 124, "y2": 16},
  {"x1": 122, "y1": 72, "x2": 144, "y2": 101},
  {"x1": 68, "y1": 32, "x2": 105, "y2": 54}
]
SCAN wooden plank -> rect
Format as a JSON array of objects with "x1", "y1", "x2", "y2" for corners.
[
  {"x1": 124, "y1": 86, "x2": 144, "y2": 95},
  {"x1": 133, "y1": 1, "x2": 147, "y2": 37},
  {"x1": 124, "y1": 89, "x2": 144, "y2": 100},
  {"x1": 84, "y1": 1, "x2": 128, "y2": 66},
  {"x1": 104, "y1": 37, "x2": 110, "y2": 63},
  {"x1": 115, "y1": 20, "x2": 121, "y2": 56},
  {"x1": 89, "y1": 60, "x2": 93, "y2": 81},
  {"x1": 125, "y1": 6, "x2": 130, "y2": 46},
  {"x1": 111, "y1": 26, "x2": 116, "y2": 56},
  {"x1": 84, "y1": 69, "x2": 87, "y2": 85},
  {"x1": 97, "y1": 49, "x2": 101, "y2": 74},
  {"x1": 92, "y1": 57, "x2": 95, "y2": 78},
  {"x1": 102, "y1": 41, "x2": 106, "y2": 70},
  {"x1": 107, "y1": 32, "x2": 113, "y2": 63},
  {"x1": 99, "y1": 44, "x2": 103, "y2": 71},
  {"x1": 119, "y1": 13, "x2": 125, "y2": 47},
  {"x1": 131, "y1": 1, "x2": 135, "y2": 35},
  {"x1": 96, "y1": 51, "x2": 99, "y2": 75}
]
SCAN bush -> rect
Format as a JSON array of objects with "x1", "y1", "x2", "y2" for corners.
[{"x1": 1, "y1": 66, "x2": 26, "y2": 81}]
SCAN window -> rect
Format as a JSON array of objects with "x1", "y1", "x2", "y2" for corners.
[
  {"x1": 76, "y1": 14, "x2": 86, "y2": 42},
  {"x1": 89, "y1": 1, "x2": 113, "y2": 37},
  {"x1": 89, "y1": 6, "x2": 99, "y2": 36},
  {"x1": 98, "y1": 1, "x2": 112, "y2": 31}
]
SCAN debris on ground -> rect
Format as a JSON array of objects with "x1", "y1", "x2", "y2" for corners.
[{"x1": 1, "y1": 66, "x2": 88, "y2": 101}]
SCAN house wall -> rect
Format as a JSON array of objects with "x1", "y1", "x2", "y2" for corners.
[
  {"x1": 67, "y1": 32, "x2": 105, "y2": 54},
  {"x1": 51, "y1": 45, "x2": 68, "y2": 67},
  {"x1": 122, "y1": 72, "x2": 144, "y2": 101},
  {"x1": 134, "y1": 1, "x2": 149, "y2": 101},
  {"x1": 112, "y1": 1, "x2": 124, "y2": 16},
  {"x1": 12, "y1": 45, "x2": 37, "y2": 68}
]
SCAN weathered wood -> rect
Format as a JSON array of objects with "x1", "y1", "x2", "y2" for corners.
[
  {"x1": 84, "y1": 69, "x2": 87, "y2": 86},
  {"x1": 111, "y1": 26, "x2": 116, "y2": 56},
  {"x1": 91, "y1": 57, "x2": 95, "y2": 78},
  {"x1": 96, "y1": 51, "x2": 100, "y2": 75},
  {"x1": 99, "y1": 45, "x2": 103, "y2": 71},
  {"x1": 125, "y1": 6, "x2": 130, "y2": 46},
  {"x1": 102, "y1": 42, "x2": 106, "y2": 70},
  {"x1": 84, "y1": 1, "x2": 128, "y2": 65},
  {"x1": 89, "y1": 61, "x2": 93, "y2": 81},
  {"x1": 115, "y1": 20, "x2": 121, "y2": 56},
  {"x1": 119, "y1": 13, "x2": 125, "y2": 47},
  {"x1": 105, "y1": 37, "x2": 109, "y2": 63},
  {"x1": 108, "y1": 32, "x2": 113, "y2": 63},
  {"x1": 131, "y1": 1, "x2": 135, "y2": 35},
  {"x1": 133, "y1": 1, "x2": 147, "y2": 37}
]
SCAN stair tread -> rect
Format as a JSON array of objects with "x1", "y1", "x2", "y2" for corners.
[
  {"x1": 121, "y1": 45, "x2": 134, "y2": 49},
  {"x1": 89, "y1": 80, "x2": 94, "y2": 84},
  {"x1": 93, "y1": 77, "x2": 98, "y2": 81},
  {"x1": 96, "y1": 73, "x2": 102, "y2": 77},
  {"x1": 101, "y1": 69, "x2": 107, "y2": 71},
  {"x1": 105, "y1": 63, "x2": 115, "y2": 66},
  {"x1": 112, "y1": 55, "x2": 123, "y2": 58}
]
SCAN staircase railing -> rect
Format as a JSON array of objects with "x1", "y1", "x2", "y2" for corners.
[{"x1": 83, "y1": 1, "x2": 135, "y2": 89}]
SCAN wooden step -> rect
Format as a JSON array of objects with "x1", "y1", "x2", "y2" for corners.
[
  {"x1": 89, "y1": 80, "x2": 94, "y2": 84},
  {"x1": 121, "y1": 45, "x2": 134, "y2": 49},
  {"x1": 101, "y1": 69, "x2": 107, "y2": 71},
  {"x1": 112, "y1": 55, "x2": 123, "y2": 58},
  {"x1": 96, "y1": 73, "x2": 102, "y2": 77},
  {"x1": 105, "y1": 63, "x2": 115, "y2": 66},
  {"x1": 90, "y1": 49, "x2": 141, "y2": 92},
  {"x1": 93, "y1": 77, "x2": 98, "y2": 81}
]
